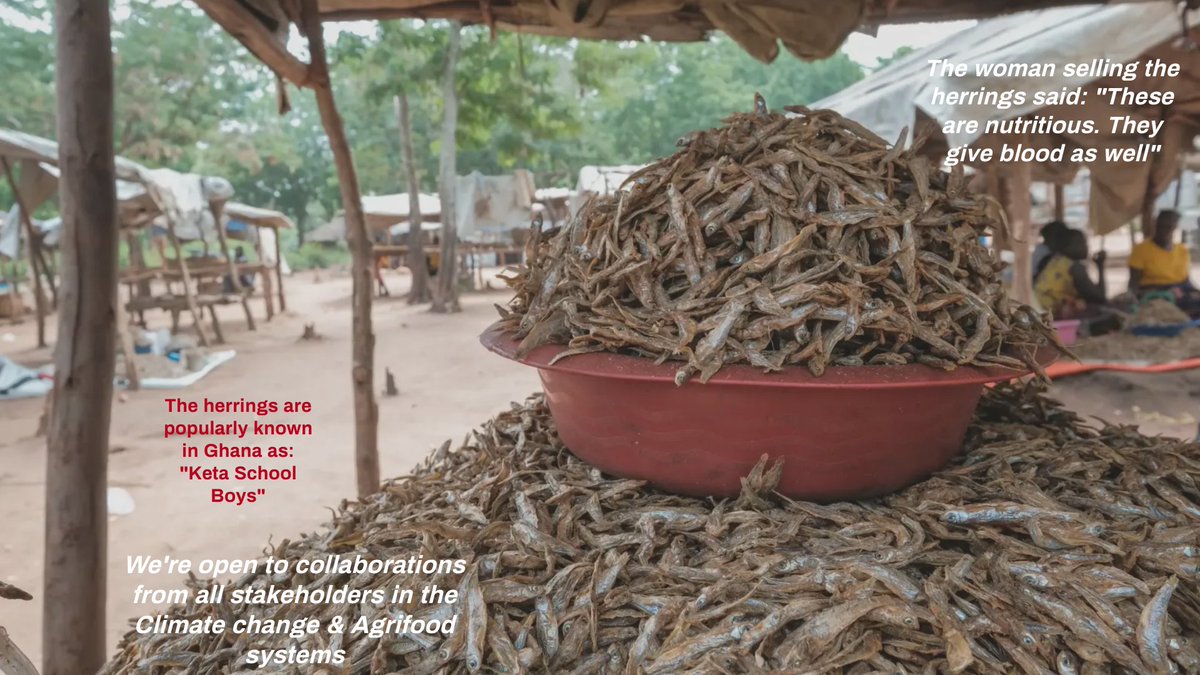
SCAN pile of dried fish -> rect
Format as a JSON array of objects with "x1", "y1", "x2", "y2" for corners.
[
  {"x1": 1132, "y1": 300, "x2": 1191, "y2": 327},
  {"x1": 499, "y1": 103, "x2": 1061, "y2": 382},
  {"x1": 106, "y1": 383, "x2": 1200, "y2": 674}
]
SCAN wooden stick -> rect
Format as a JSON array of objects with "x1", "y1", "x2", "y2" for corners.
[
  {"x1": 273, "y1": 225, "x2": 287, "y2": 311},
  {"x1": 302, "y1": 0, "x2": 379, "y2": 497},
  {"x1": 164, "y1": 219, "x2": 210, "y2": 347},
  {"x1": 1053, "y1": 183, "x2": 1065, "y2": 222},
  {"x1": 45, "y1": 0, "x2": 116, "y2": 667},
  {"x1": 1, "y1": 159, "x2": 47, "y2": 348},
  {"x1": 208, "y1": 305, "x2": 226, "y2": 344},
  {"x1": 210, "y1": 201, "x2": 256, "y2": 331}
]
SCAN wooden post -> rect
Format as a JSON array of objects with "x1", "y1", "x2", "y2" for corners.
[
  {"x1": 126, "y1": 230, "x2": 153, "y2": 301},
  {"x1": 164, "y1": 218, "x2": 210, "y2": 347},
  {"x1": 999, "y1": 160, "x2": 1034, "y2": 306},
  {"x1": 117, "y1": 287, "x2": 140, "y2": 391},
  {"x1": 273, "y1": 226, "x2": 287, "y2": 311},
  {"x1": 1, "y1": 160, "x2": 48, "y2": 348},
  {"x1": 210, "y1": 201, "x2": 257, "y2": 331},
  {"x1": 253, "y1": 227, "x2": 275, "y2": 319},
  {"x1": 1140, "y1": 105, "x2": 1170, "y2": 240},
  {"x1": 45, "y1": 0, "x2": 116, "y2": 668},
  {"x1": 301, "y1": 0, "x2": 379, "y2": 497},
  {"x1": 1053, "y1": 183, "x2": 1065, "y2": 222}
]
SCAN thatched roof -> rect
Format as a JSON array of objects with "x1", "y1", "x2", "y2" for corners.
[{"x1": 198, "y1": 0, "x2": 1155, "y2": 86}]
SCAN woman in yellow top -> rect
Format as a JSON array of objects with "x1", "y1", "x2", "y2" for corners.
[
  {"x1": 1035, "y1": 229, "x2": 1107, "y2": 319},
  {"x1": 1129, "y1": 210, "x2": 1191, "y2": 292},
  {"x1": 1129, "y1": 210, "x2": 1200, "y2": 315}
]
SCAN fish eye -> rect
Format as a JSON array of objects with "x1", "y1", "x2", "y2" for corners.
[
  {"x1": 904, "y1": 617, "x2": 916, "y2": 626},
  {"x1": 1022, "y1": 635, "x2": 1035, "y2": 645}
]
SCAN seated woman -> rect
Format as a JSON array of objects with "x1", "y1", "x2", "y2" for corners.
[
  {"x1": 1035, "y1": 229, "x2": 1107, "y2": 320},
  {"x1": 1032, "y1": 220, "x2": 1069, "y2": 281},
  {"x1": 1129, "y1": 210, "x2": 1200, "y2": 314}
]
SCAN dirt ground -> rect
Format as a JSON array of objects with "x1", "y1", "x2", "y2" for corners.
[
  {"x1": 0, "y1": 267, "x2": 1196, "y2": 664},
  {"x1": 0, "y1": 269, "x2": 539, "y2": 664}
]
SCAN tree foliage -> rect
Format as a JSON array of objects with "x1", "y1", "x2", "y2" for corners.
[{"x1": 0, "y1": 3, "x2": 873, "y2": 234}]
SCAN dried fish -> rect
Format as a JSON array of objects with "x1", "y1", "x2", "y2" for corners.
[
  {"x1": 500, "y1": 101, "x2": 1060, "y2": 382},
  {"x1": 104, "y1": 383, "x2": 1200, "y2": 674}
]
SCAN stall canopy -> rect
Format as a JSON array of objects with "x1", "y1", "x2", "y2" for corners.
[
  {"x1": 357, "y1": 171, "x2": 536, "y2": 241},
  {"x1": 361, "y1": 193, "x2": 443, "y2": 232},
  {"x1": 197, "y1": 0, "x2": 1156, "y2": 69},
  {"x1": 816, "y1": 2, "x2": 1200, "y2": 235}
]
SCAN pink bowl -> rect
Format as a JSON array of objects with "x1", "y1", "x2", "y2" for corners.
[
  {"x1": 481, "y1": 325, "x2": 1044, "y2": 501},
  {"x1": 1053, "y1": 319, "x2": 1081, "y2": 345}
]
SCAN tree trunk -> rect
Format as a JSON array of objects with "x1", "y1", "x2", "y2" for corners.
[
  {"x1": 395, "y1": 92, "x2": 431, "y2": 305},
  {"x1": 45, "y1": 0, "x2": 116, "y2": 669},
  {"x1": 431, "y1": 22, "x2": 462, "y2": 314},
  {"x1": 301, "y1": 0, "x2": 379, "y2": 498}
]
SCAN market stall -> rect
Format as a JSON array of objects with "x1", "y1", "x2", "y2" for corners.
[
  {"x1": 42, "y1": 0, "x2": 1189, "y2": 672},
  {"x1": 816, "y1": 3, "x2": 1200, "y2": 303}
]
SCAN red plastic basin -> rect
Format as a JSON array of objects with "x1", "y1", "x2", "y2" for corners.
[{"x1": 482, "y1": 325, "x2": 1039, "y2": 501}]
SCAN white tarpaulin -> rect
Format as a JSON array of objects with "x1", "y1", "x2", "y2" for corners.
[
  {"x1": 570, "y1": 165, "x2": 644, "y2": 213},
  {"x1": 143, "y1": 169, "x2": 234, "y2": 241},
  {"x1": 359, "y1": 171, "x2": 536, "y2": 242},
  {"x1": 0, "y1": 160, "x2": 57, "y2": 259},
  {"x1": 816, "y1": 2, "x2": 1200, "y2": 235},
  {"x1": 454, "y1": 170, "x2": 536, "y2": 242},
  {"x1": 256, "y1": 227, "x2": 292, "y2": 275}
]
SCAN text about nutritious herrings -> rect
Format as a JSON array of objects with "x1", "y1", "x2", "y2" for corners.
[
  {"x1": 928, "y1": 57, "x2": 1181, "y2": 166},
  {"x1": 163, "y1": 397, "x2": 313, "y2": 504},
  {"x1": 127, "y1": 554, "x2": 470, "y2": 667}
]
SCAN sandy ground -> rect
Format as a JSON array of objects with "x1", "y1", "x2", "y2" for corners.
[
  {"x1": 0, "y1": 269, "x2": 539, "y2": 664},
  {"x1": 0, "y1": 267, "x2": 1196, "y2": 664}
]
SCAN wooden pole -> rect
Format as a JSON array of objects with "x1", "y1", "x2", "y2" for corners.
[
  {"x1": 1053, "y1": 183, "x2": 1065, "y2": 222},
  {"x1": 251, "y1": 226, "x2": 275, "y2": 319},
  {"x1": 273, "y1": 226, "x2": 287, "y2": 311},
  {"x1": 210, "y1": 201, "x2": 256, "y2": 331},
  {"x1": 301, "y1": 0, "x2": 379, "y2": 497},
  {"x1": 45, "y1": 0, "x2": 116, "y2": 668},
  {"x1": 117, "y1": 287, "x2": 140, "y2": 391},
  {"x1": 1, "y1": 160, "x2": 48, "y2": 348},
  {"x1": 999, "y1": 160, "x2": 1034, "y2": 306},
  {"x1": 1140, "y1": 105, "x2": 1169, "y2": 241}
]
